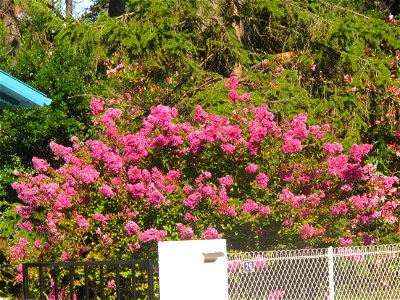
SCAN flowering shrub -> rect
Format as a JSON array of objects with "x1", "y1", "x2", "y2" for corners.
[{"x1": 8, "y1": 74, "x2": 399, "y2": 285}]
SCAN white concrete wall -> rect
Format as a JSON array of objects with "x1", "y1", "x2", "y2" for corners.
[{"x1": 158, "y1": 239, "x2": 228, "y2": 300}]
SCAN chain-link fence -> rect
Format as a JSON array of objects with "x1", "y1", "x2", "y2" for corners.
[{"x1": 227, "y1": 244, "x2": 400, "y2": 300}]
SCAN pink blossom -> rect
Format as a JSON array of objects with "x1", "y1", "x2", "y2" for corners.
[
  {"x1": 14, "y1": 205, "x2": 33, "y2": 219},
  {"x1": 93, "y1": 213, "x2": 110, "y2": 226},
  {"x1": 239, "y1": 92, "x2": 250, "y2": 102},
  {"x1": 221, "y1": 143, "x2": 236, "y2": 155},
  {"x1": 40, "y1": 182, "x2": 60, "y2": 201},
  {"x1": 349, "y1": 195, "x2": 370, "y2": 209},
  {"x1": 125, "y1": 221, "x2": 140, "y2": 237},
  {"x1": 291, "y1": 194, "x2": 306, "y2": 208},
  {"x1": 53, "y1": 194, "x2": 72, "y2": 211},
  {"x1": 34, "y1": 239, "x2": 42, "y2": 248},
  {"x1": 165, "y1": 185, "x2": 177, "y2": 194},
  {"x1": 343, "y1": 73, "x2": 352, "y2": 83},
  {"x1": 103, "y1": 152, "x2": 124, "y2": 174},
  {"x1": 283, "y1": 217, "x2": 294, "y2": 227},
  {"x1": 80, "y1": 166, "x2": 100, "y2": 184},
  {"x1": 350, "y1": 144, "x2": 373, "y2": 162},
  {"x1": 326, "y1": 155, "x2": 349, "y2": 176},
  {"x1": 101, "y1": 234, "x2": 111, "y2": 244},
  {"x1": 146, "y1": 105, "x2": 178, "y2": 130},
  {"x1": 176, "y1": 223, "x2": 194, "y2": 240},
  {"x1": 279, "y1": 188, "x2": 294, "y2": 203},
  {"x1": 341, "y1": 184, "x2": 353, "y2": 192},
  {"x1": 307, "y1": 193, "x2": 321, "y2": 207},
  {"x1": 201, "y1": 227, "x2": 222, "y2": 239},
  {"x1": 182, "y1": 215, "x2": 195, "y2": 224},
  {"x1": 339, "y1": 234, "x2": 353, "y2": 246},
  {"x1": 96, "y1": 228, "x2": 102, "y2": 236},
  {"x1": 218, "y1": 205, "x2": 237, "y2": 217},
  {"x1": 258, "y1": 205, "x2": 271, "y2": 218},
  {"x1": 127, "y1": 242, "x2": 141, "y2": 252},
  {"x1": 281, "y1": 138, "x2": 302, "y2": 154},
  {"x1": 98, "y1": 184, "x2": 114, "y2": 198},
  {"x1": 300, "y1": 224, "x2": 314, "y2": 239},
  {"x1": 193, "y1": 105, "x2": 208, "y2": 122},
  {"x1": 182, "y1": 185, "x2": 193, "y2": 195},
  {"x1": 61, "y1": 252, "x2": 71, "y2": 261},
  {"x1": 323, "y1": 142, "x2": 343, "y2": 154},
  {"x1": 15, "y1": 264, "x2": 23, "y2": 283},
  {"x1": 127, "y1": 183, "x2": 146, "y2": 199},
  {"x1": 10, "y1": 238, "x2": 29, "y2": 263},
  {"x1": 32, "y1": 157, "x2": 50, "y2": 172},
  {"x1": 228, "y1": 89, "x2": 239, "y2": 103},
  {"x1": 73, "y1": 213, "x2": 90, "y2": 232},
  {"x1": 219, "y1": 175, "x2": 234, "y2": 187},
  {"x1": 166, "y1": 169, "x2": 181, "y2": 182},
  {"x1": 50, "y1": 141, "x2": 73, "y2": 162},
  {"x1": 107, "y1": 279, "x2": 116, "y2": 289},
  {"x1": 309, "y1": 125, "x2": 328, "y2": 139},
  {"x1": 242, "y1": 199, "x2": 258, "y2": 213},
  {"x1": 225, "y1": 73, "x2": 240, "y2": 89},
  {"x1": 249, "y1": 125, "x2": 267, "y2": 143},
  {"x1": 256, "y1": 173, "x2": 269, "y2": 189},
  {"x1": 18, "y1": 221, "x2": 33, "y2": 231},
  {"x1": 195, "y1": 172, "x2": 212, "y2": 187},
  {"x1": 99, "y1": 108, "x2": 122, "y2": 127},
  {"x1": 199, "y1": 185, "x2": 217, "y2": 199},
  {"x1": 139, "y1": 228, "x2": 167, "y2": 243},
  {"x1": 183, "y1": 192, "x2": 201, "y2": 209},
  {"x1": 330, "y1": 201, "x2": 348, "y2": 216},
  {"x1": 90, "y1": 97, "x2": 105, "y2": 115},
  {"x1": 128, "y1": 166, "x2": 142, "y2": 183},
  {"x1": 245, "y1": 163, "x2": 258, "y2": 173},
  {"x1": 280, "y1": 171, "x2": 294, "y2": 182},
  {"x1": 340, "y1": 163, "x2": 363, "y2": 182}
]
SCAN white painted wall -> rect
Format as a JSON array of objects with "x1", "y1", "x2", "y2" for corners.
[{"x1": 158, "y1": 239, "x2": 228, "y2": 300}]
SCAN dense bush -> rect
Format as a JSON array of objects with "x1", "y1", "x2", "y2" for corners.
[{"x1": 6, "y1": 75, "x2": 398, "y2": 294}]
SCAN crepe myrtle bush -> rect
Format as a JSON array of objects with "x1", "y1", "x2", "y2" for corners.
[{"x1": 8, "y1": 74, "x2": 399, "y2": 283}]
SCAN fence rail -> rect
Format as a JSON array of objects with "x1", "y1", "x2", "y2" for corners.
[
  {"x1": 227, "y1": 244, "x2": 400, "y2": 300},
  {"x1": 22, "y1": 258, "x2": 155, "y2": 300}
]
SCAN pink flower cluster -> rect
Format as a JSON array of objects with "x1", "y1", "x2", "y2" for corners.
[
  {"x1": 300, "y1": 224, "x2": 326, "y2": 239},
  {"x1": 9, "y1": 73, "x2": 400, "y2": 270},
  {"x1": 201, "y1": 227, "x2": 223, "y2": 239},
  {"x1": 176, "y1": 223, "x2": 194, "y2": 240},
  {"x1": 139, "y1": 228, "x2": 168, "y2": 243}
]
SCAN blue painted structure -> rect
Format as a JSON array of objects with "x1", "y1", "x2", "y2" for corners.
[{"x1": 0, "y1": 70, "x2": 52, "y2": 108}]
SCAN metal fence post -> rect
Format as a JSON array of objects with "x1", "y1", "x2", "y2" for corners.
[
  {"x1": 22, "y1": 263, "x2": 29, "y2": 300},
  {"x1": 328, "y1": 246, "x2": 335, "y2": 300}
]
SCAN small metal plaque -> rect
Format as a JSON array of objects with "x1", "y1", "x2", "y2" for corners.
[{"x1": 243, "y1": 261, "x2": 255, "y2": 272}]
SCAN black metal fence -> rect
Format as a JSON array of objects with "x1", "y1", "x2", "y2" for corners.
[{"x1": 22, "y1": 259, "x2": 155, "y2": 300}]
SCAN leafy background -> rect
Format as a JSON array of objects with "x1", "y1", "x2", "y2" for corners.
[{"x1": 0, "y1": 0, "x2": 399, "y2": 297}]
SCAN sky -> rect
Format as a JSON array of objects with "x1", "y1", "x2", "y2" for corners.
[{"x1": 73, "y1": 0, "x2": 93, "y2": 16}]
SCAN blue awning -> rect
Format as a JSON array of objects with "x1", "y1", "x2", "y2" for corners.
[{"x1": 0, "y1": 70, "x2": 52, "y2": 108}]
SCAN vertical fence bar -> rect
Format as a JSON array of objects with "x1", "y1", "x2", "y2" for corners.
[
  {"x1": 131, "y1": 264, "x2": 137, "y2": 300},
  {"x1": 69, "y1": 266, "x2": 74, "y2": 300},
  {"x1": 22, "y1": 264, "x2": 29, "y2": 300},
  {"x1": 54, "y1": 267, "x2": 59, "y2": 300},
  {"x1": 147, "y1": 260, "x2": 155, "y2": 300},
  {"x1": 84, "y1": 265, "x2": 89, "y2": 300},
  {"x1": 116, "y1": 265, "x2": 121, "y2": 300},
  {"x1": 100, "y1": 265, "x2": 105, "y2": 300},
  {"x1": 328, "y1": 247, "x2": 335, "y2": 300},
  {"x1": 39, "y1": 266, "x2": 44, "y2": 300}
]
